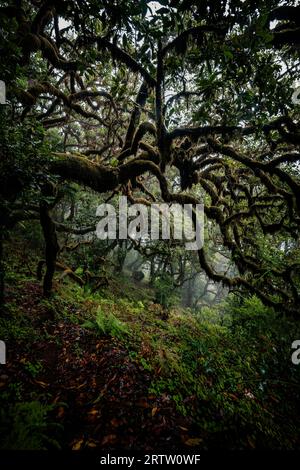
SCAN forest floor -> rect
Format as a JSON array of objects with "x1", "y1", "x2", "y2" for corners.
[
  {"x1": 0, "y1": 242, "x2": 204, "y2": 452},
  {"x1": 1, "y1": 280, "x2": 198, "y2": 452},
  {"x1": 1, "y1": 241, "x2": 300, "y2": 451}
]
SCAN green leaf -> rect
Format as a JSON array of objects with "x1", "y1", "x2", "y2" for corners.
[{"x1": 223, "y1": 47, "x2": 233, "y2": 60}]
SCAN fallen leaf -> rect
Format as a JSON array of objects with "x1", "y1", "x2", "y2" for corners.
[
  {"x1": 57, "y1": 406, "x2": 65, "y2": 418},
  {"x1": 184, "y1": 437, "x2": 203, "y2": 447},
  {"x1": 72, "y1": 439, "x2": 84, "y2": 450},
  {"x1": 247, "y1": 436, "x2": 256, "y2": 448},
  {"x1": 34, "y1": 380, "x2": 49, "y2": 388},
  {"x1": 179, "y1": 426, "x2": 188, "y2": 432},
  {"x1": 231, "y1": 393, "x2": 239, "y2": 400},
  {"x1": 137, "y1": 398, "x2": 150, "y2": 408},
  {"x1": 87, "y1": 440, "x2": 97, "y2": 448},
  {"x1": 151, "y1": 407, "x2": 158, "y2": 417},
  {"x1": 52, "y1": 394, "x2": 62, "y2": 404},
  {"x1": 101, "y1": 434, "x2": 117, "y2": 446},
  {"x1": 111, "y1": 418, "x2": 122, "y2": 428},
  {"x1": 76, "y1": 382, "x2": 86, "y2": 389}
]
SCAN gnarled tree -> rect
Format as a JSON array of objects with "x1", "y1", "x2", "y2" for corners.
[{"x1": 1, "y1": 0, "x2": 300, "y2": 315}]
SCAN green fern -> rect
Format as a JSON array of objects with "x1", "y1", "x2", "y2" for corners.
[
  {"x1": 83, "y1": 307, "x2": 129, "y2": 340},
  {"x1": 0, "y1": 401, "x2": 62, "y2": 450}
]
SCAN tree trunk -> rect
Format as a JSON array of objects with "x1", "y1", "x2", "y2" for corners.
[{"x1": 40, "y1": 184, "x2": 60, "y2": 296}]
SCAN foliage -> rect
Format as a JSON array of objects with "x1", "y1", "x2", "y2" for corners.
[
  {"x1": 2, "y1": 244, "x2": 300, "y2": 449},
  {"x1": 1, "y1": 0, "x2": 300, "y2": 311},
  {"x1": 23, "y1": 360, "x2": 44, "y2": 379},
  {"x1": 0, "y1": 108, "x2": 52, "y2": 204},
  {"x1": 154, "y1": 273, "x2": 177, "y2": 309},
  {"x1": 144, "y1": 298, "x2": 300, "y2": 448},
  {"x1": 0, "y1": 402, "x2": 61, "y2": 450},
  {"x1": 83, "y1": 306, "x2": 130, "y2": 340},
  {"x1": 0, "y1": 312, "x2": 38, "y2": 344},
  {"x1": 1, "y1": 0, "x2": 300, "y2": 452}
]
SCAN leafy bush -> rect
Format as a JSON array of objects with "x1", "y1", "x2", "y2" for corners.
[
  {"x1": 147, "y1": 296, "x2": 300, "y2": 449},
  {"x1": 0, "y1": 401, "x2": 61, "y2": 450},
  {"x1": 83, "y1": 307, "x2": 129, "y2": 340},
  {"x1": 0, "y1": 316, "x2": 37, "y2": 343},
  {"x1": 154, "y1": 273, "x2": 177, "y2": 309},
  {"x1": 23, "y1": 360, "x2": 43, "y2": 378}
]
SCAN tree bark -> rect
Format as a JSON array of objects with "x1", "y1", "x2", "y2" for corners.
[{"x1": 40, "y1": 184, "x2": 60, "y2": 296}]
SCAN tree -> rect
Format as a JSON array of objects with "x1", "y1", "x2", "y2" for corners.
[{"x1": 1, "y1": 0, "x2": 300, "y2": 314}]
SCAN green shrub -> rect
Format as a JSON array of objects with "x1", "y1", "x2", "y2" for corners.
[
  {"x1": 83, "y1": 307, "x2": 129, "y2": 340},
  {"x1": 154, "y1": 273, "x2": 178, "y2": 309},
  {"x1": 147, "y1": 296, "x2": 300, "y2": 448},
  {"x1": 0, "y1": 401, "x2": 61, "y2": 450}
]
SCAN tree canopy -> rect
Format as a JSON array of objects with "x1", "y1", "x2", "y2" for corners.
[{"x1": 1, "y1": 0, "x2": 300, "y2": 314}]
